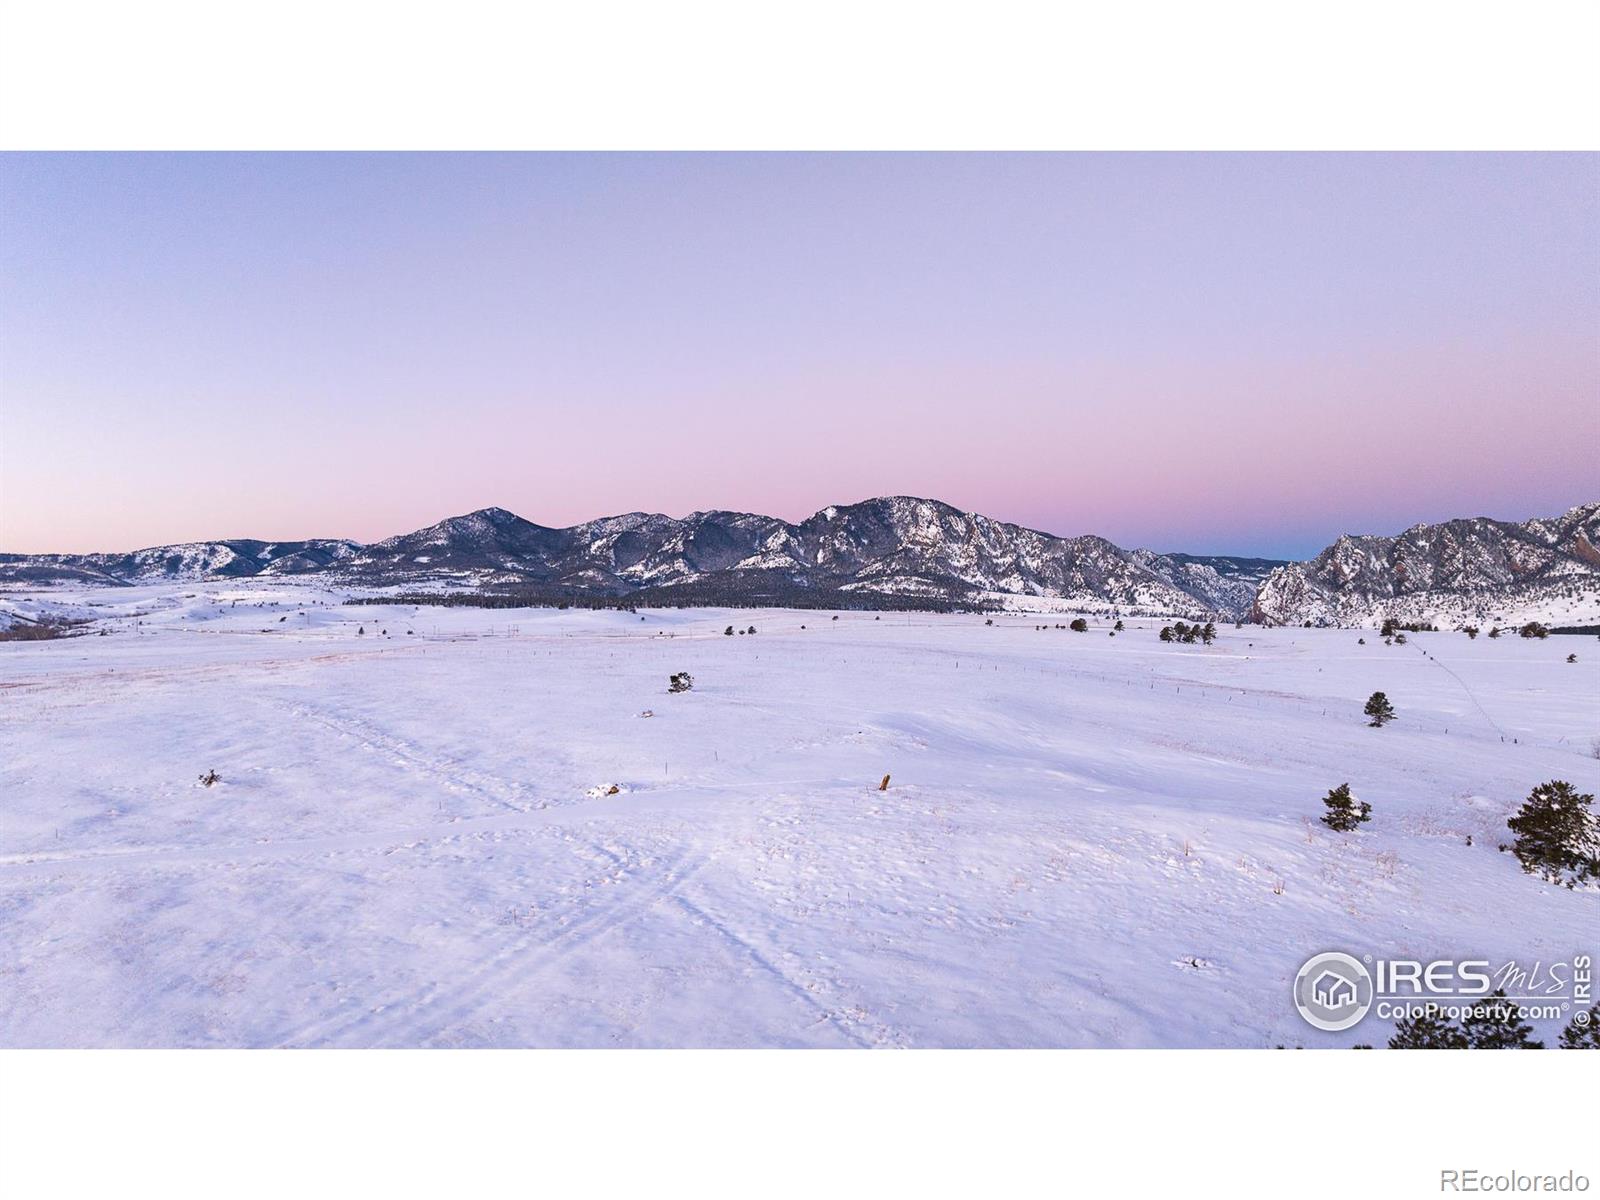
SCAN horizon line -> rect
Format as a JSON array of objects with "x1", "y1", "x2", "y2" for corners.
[{"x1": 5, "y1": 494, "x2": 1596, "y2": 564}]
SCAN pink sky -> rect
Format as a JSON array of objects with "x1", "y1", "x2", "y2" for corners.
[{"x1": 2, "y1": 153, "x2": 1595, "y2": 557}]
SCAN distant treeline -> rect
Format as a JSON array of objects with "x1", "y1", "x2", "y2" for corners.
[
  {"x1": 344, "y1": 574, "x2": 980, "y2": 614},
  {"x1": 1551, "y1": 625, "x2": 1600, "y2": 636}
]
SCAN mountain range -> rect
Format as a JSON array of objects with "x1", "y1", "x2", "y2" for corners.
[{"x1": 4, "y1": 497, "x2": 1597, "y2": 627}]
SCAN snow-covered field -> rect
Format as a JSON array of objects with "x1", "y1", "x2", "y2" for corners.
[{"x1": 2, "y1": 582, "x2": 1596, "y2": 1047}]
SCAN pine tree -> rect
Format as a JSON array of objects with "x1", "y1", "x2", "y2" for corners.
[
  {"x1": 1159, "y1": 626, "x2": 1174, "y2": 642},
  {"x1": 1201, "y1": 622, "x2": 1216, "y2": 644},
  {"x1": 1506, "y1": 780, "x2": 1600, "y2": 884},
  {"x1": 1460, "y1": 990, "x2": 1543, "y2": 1048},
  {"x1": 1388, "y1": 1011, "x2": 1467, "y2": 1049},
  {"x1": 724, "y1": 625, "x2": 734, "y2": 636},
  {"x1": 1113, "y1": 620, "x2": 1125, "y2": 632},
  {"x1": 1069, "y1": 618, "x2": 1088, "y2": 632},
  {"x1": 1558, "y1": 1006, "x2": 1600, "y2": 1049},
  {"x1": 1364, "y1": 692, "x2": 1396, "y2": 727},
  {"x1": 1320, "y1": 782, "x2": 1371, "y2": 831}
]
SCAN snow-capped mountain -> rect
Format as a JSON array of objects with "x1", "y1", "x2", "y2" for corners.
[
  {"x1": 1251, "y1": 503, "x2": 1600, "y2": 627},
  {"x1": 339, "y1": 497, "x2": 1249, "y2": 615},
  {"x1": 0, "y1": 539, "x2": 360, "y2": 586},
  {"x1": 6, "y1": 498, "x2": 1595, "y2": 624},
  {"x1": 1129, "y1": 551, "x2": 1287, "y2": 619},
  {"x1": 1, "y1": 498, "x2": 1262, "y2": 616}
]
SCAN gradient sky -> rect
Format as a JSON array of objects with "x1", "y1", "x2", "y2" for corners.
[{"x1": 2, "y1": 153, "x2": 1596, "y2": 558}]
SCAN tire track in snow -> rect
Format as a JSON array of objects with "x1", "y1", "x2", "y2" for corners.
[
  {"x1": 667, "y1": 891, "x2": 904, "y2": 1048},
  {"x1": 582, "y1": 835, "x2": 899, "y2": 1047},
  {"x1": 0, "y1": 804, "x2": 636, "y2": 881},
  {"x1": 279, "y1": 846, "x2": 710, "y2": 1048},
  {"x1": 274, "y1": 699, "x2": 543, "y2": 814}
]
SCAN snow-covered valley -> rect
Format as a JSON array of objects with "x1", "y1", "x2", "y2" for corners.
[{"x1": 2, "y1": 582, "x2": 1596, "y2": 1047}]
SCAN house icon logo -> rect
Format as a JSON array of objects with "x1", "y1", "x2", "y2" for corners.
[
  {"x1": 1294, "y1": 952, "x2": 1374, "y2": 1031},
  {"x1": 1312, "y1": 970, "x2": 1358, "y2": 1010}
]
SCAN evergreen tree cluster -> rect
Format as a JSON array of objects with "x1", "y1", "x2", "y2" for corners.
[
  {"x1": 1380, "y1": 617, "x2": 1436, "y2": 635},
  {"x1": 1505, "y1": 780, "x2": 1600, "y2": 886},
  {"x1": 1389, "y1": 991, "x2": 1541, "y2": 1049},
  {"x1": 345, "y1": 574, "x2": 977, "y2": 614},
  {"x1": 1558, "y1": 1006, "x2": 1600, "y2": 1049},
  {"x1": 1159, "y1": 621, "x2": 1215, "y2": 644}
]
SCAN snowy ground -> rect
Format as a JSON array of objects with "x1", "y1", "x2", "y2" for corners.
[{"x1": 1, "y1": 582, "x2": 1596, "y2": 1047}]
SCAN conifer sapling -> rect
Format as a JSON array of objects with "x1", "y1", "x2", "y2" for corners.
[
  {"x1": 1364, "y1": 691, "x2": 1396, "y2": 727},
  {"x1": 1320, "y1": 783, "x2": 1371, "y2": 832}
]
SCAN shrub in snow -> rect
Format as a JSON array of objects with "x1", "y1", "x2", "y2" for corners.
[
  {"x1": 1113, "y1": 620, "x2": 1124, "y2": 631},
  {"x1": 1558, "y1": 1006, "x2": 1600, "y2": 1049},
  {"x1": 1388, "y1": 1011, "x2": 1467, "y2": 1049},
  {"x1": 1320, "y1": 783, "x2": 1371, "y2": 831},
  {"x1": 1364, "y1": 692, "x2": 1396, "y2": 727},
  {"x1": 1488, "y1": 626, "x2": 1501, "y2": 638},
  {"x1": 748, "y1": 626, "x2": 756, "y2": 635},
  {"x1": 724, "y1": 626, "x2": 734, "y2": 636},
  {"x1": 1567, "y1": 653, "x2": 1577, "y2": 664},
  {"x1": 198, "y1": 769, "x2": 221, "y2": 788},
  {"x1": 1069, "y1": 618, "x2": 1088, "y2": 632},
  {"x1": 1460, "y1": 990, "x2": 1542, "y2": 1048},
  {"x1": 1506, "y1": 780, "x2": 1599, "y2": 886},
  {"x1": 667, "y1": 672, "x2": 694, "y2": 694}
]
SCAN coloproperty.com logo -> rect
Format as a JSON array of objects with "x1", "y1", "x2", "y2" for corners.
[{"x1": 1292, "y1": 951, "x2": 1593, "y2": 1032}]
